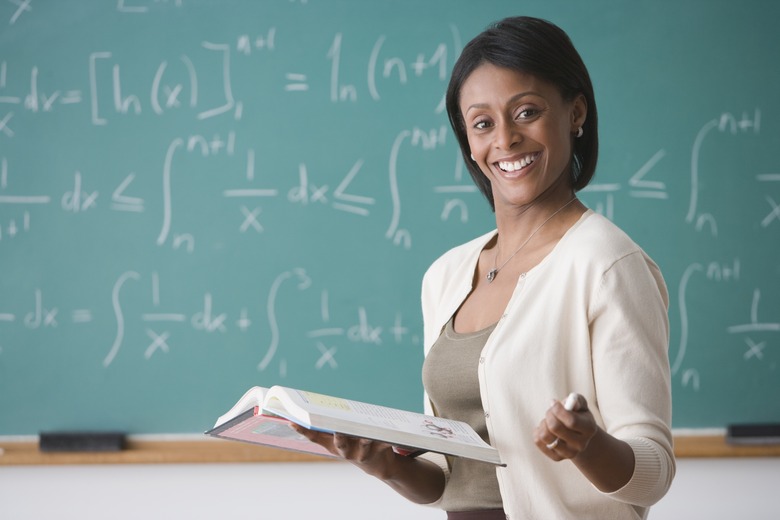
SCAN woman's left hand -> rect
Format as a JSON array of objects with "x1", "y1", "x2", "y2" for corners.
[{"x1": 533, "y1": 393, "x2": 598, "y2": 461}]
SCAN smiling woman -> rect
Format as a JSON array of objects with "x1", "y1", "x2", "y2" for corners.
[
  {"x1": 447, "y1": 16, "x2": 599, "y2": 211},
  {"x1": 458, "y1": 65, "x2": 586, "y2": 215},
  {"x1": 293, "y1": 15, "x2": 675, "y2": 520},
  {"x1": 417, "y1": 17, "x2": 674, "y2": 519}
]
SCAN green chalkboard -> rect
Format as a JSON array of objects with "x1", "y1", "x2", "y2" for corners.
[{"x1": 1, "y1": 0, "x2": 778, "y2": 437}]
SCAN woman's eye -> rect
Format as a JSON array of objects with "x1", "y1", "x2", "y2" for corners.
[
  {"x1": 473, "y1": 119, "x2": 491, "y2": 130},
  {"x1": 517, "y1": 107, "x2": 539, "y2": 120}
]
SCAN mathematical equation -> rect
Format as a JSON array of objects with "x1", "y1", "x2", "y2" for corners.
[
  {"x1": 0, "y1": 268, "x2": 421, "y2": 375},
  {"x1": 672, "y1": 259, "x2": 780, "y2": 392},
  {"x1": 0, "y1": 125, "x2": 480, "y2": 250},
  {"x1": 0, "y1": 24, "x2": 454, "y2": 128}
]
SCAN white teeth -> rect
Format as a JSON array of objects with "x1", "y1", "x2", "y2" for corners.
[{"x1": 498, "y1": 153, "x2": 537, "y2": 172}]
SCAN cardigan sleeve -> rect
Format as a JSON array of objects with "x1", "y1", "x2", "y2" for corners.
[{"x1": 588, "y1": 250, "x2": 676, "y2": 506}]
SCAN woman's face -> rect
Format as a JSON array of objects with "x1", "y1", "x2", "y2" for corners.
[{"x1": 459, "y1": 63, "x2": 586, "y2": 210}]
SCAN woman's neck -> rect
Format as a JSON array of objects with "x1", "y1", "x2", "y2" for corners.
[{"x1": 493, "y1": 190, "x2": 579, "y2": 250}]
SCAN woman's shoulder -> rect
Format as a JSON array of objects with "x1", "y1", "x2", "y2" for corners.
[
  {"x1": 545, "y1": 210, "x2": 663, "y2": 281},
  {"x1": 567, "y1": 210, "x2": 670, "y2": 305},
  {"x1": 566, "y1": 210, "x2": 646, "y2": 259}
]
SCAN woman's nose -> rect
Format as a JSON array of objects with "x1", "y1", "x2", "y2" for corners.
[{"x1": 494, "y1": 120, "x2": 522, "y2": 150}]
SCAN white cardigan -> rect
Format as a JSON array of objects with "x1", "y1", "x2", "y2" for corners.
[{"x1": 419, "y1": 210, "x2": 675, "y2": 519}]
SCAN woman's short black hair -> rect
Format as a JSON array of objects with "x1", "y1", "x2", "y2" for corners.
[{"x1": 445, "y1": 16, "x2": 598, "y2": 210}]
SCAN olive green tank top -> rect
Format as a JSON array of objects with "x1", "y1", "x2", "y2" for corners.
[{"x1": 422, "y1": 317, "x2": 503, "y2": 511}]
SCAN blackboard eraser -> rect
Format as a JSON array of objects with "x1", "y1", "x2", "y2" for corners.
[
  {"x1": 39, "y1": 431, "x2": 126, "y2": 452},
  {"x1": 726, "y1": 423, "x2": 780, "y2": 445}
]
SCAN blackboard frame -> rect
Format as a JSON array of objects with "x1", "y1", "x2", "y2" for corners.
[{"x1": 1, "y1": 435, "x2": 779, "y2": 466}]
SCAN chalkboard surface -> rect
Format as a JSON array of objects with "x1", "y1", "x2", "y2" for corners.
[{"x1": 1, "y1": 0, "x2": 778, "y2": 437}]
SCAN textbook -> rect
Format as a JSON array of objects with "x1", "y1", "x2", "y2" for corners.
[{"x1": 205, "y1": 385, "x2": 504, "y2": 466}]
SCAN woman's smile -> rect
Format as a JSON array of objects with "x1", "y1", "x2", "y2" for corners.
[{"x1": 495, "y1": 151, "x2": 541, "y2": 175}]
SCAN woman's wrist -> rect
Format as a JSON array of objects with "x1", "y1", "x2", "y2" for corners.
[{"x1": 573, "y1": 427, "x2": 635, "y2": 493}]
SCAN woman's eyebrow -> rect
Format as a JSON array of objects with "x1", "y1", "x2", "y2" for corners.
[{"x1": 464, "y1": 91, "x2": 543, "y2": 114}]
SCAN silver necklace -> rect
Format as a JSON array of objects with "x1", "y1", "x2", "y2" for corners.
[{"x1": 486, "y1": 197, "x2": 577, "y2": 283}]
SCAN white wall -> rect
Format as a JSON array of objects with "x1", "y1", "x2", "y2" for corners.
[{"x1": 1, "y1": 458, "x2": 778, "y2": 519}]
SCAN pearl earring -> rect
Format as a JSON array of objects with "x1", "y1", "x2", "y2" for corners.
[
  {"x1": 470, "y1": 153, "x2": 475, "y2": 161},
  {"x1": 576, "y1": 127, "x2": 584, "y2": 138}
]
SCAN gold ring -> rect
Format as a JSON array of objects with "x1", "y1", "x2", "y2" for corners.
[{"x1": 546, "y1": 438, "x2": 559, "y2": 450}]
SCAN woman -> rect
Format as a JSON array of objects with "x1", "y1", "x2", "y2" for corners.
[{"x1": 295, "y1": 16, "x2": 675, "y2": 519}]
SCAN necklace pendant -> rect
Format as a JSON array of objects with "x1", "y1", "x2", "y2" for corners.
[{"x1": 486, "y1": 269, "x2": 498, "y2": 283}]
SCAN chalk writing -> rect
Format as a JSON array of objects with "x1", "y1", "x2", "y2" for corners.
[
  {"x1": 686, "y1": 110, "x2": 761, "y2": 236},
  {"x1": 105, "y1": 271, "x2": 140, "y2": 367},
  {"x1": 0, "y1": 268, "x2": 421, "y2": 371},
  {"x1": 628, "y1": 150, "x2": 668, "y2": 199},
  {"x1": 672, "y1": 260, "x2": 743, "y2": 390}
]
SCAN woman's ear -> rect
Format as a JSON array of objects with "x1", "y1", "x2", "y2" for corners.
[{"x1": 571, "y1": 94, "x2": 588, "y2": 133}]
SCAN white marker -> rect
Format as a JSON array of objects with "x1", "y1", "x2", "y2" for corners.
[
  {"x1": 545, "y1": 393, "x2": 579, "y2": 450},
  {"x1": 563, "y1": 392, "x2": 578, "y2": 411}
]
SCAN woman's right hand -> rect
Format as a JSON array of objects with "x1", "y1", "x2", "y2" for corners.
[
  {"x1": 289, "y1": 423, "x2": 446, "y2": 504},
  {"x1": 289, "y1": 424, "x2": 399, "y2": 479}
]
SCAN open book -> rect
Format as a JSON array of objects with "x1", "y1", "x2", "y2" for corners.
[{"x1": 205, "y1": 385, "x2": 504, "y2": 466}]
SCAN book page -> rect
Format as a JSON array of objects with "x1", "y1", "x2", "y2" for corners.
[
  {"x1": 347, "y1": 400, "x2": 487, "y2": 446},
  {"x1": 296, "y1": 390, "x2": 489, "y2": 447},
  {"x1": 214, "y1": 386, "x2": 268, "y2": 427}
]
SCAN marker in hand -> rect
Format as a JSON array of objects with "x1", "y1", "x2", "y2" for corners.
[
  {"x1": 563, "y1": 392, "x2": 578, "y2": 412},
  {"x1": 545, "y1": 392, "x2": 578, "y2": 450}
]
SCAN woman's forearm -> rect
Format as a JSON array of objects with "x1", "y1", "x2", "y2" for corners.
[
  {"x1": 572, "y1": 427, "x2": 635, "y2": 493},
  {"x1": 291, "y1": 426, "x2": 445, "y2": 504},
  {"x1": 373, "y1": 454, "x2": 446, "y2": 504}
]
